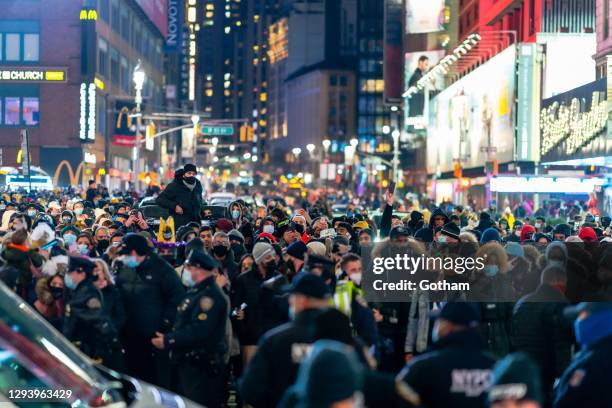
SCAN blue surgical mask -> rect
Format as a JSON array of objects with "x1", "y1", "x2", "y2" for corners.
[
  {"x1": 182, "y1": 268, "x2": 195, "y2": 287},
  {"x1": 27, "y1": 210, "x2": 37, "y2": 218},
  {"x1": 574, "y1": 311, "x2": 612, "y2": 348},
  {"x1": 64, "y1": 273, "x2": 77, "y2": 290},
  {"x1": 123, "y1": 255, "x2": 140, "y2": 268},
  {"x1": 263, "y1": 225, "x2": 275, "y2": 234},
  {"x1": 232, "y1": 210, "x2": 241, "y2": 219},
  {"x1": 63, "y1": 234, "x2": 77, "y2": 245},
  {"x1": 77, "y1": 244, "x2": 89, "y2": 255},
  {"x1": 483, "y1": 265, "x2": 499, "y2": 277},
  {"x1": 74, "y1": 208, "x2": 84, "y2": 216},
  {"x1": 437, "y1": 235, "x2": 447, "y2": 243}
]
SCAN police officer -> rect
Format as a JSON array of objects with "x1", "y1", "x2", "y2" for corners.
[
  {"x1": 151, "y1": 250, "x2": 228, "y2": 408},
  {"x1": 396, "y1": 302, "x2": 497, "y2": 408},
  {"x1": 553, "y1": 302, "x2": 612, "y2": 408},
  {"x1": 63, "y1": 256, "x2": 119, "y2": 364},
  {"x1": 240, "y1": 274, "x2": 348, "y2": 408}
]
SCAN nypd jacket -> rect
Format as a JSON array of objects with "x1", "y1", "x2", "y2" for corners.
[{"x1": 397, "y1": 329, "x2": 497, "y2": 408}]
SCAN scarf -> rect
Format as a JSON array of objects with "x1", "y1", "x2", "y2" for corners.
[{"x1": 183, "y1": 180, "x2": 196, "y2": 191}]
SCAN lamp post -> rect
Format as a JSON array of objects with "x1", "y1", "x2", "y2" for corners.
[
  {"x1": 392, "y1": 129, "x2": 400, "y2": 184},
  {"x1": 132, "y1": 60, "x2": 145, "y2": 192},
  {"x1": 291, "y1": 147, "x2": 302, "y2": 173},
  {"x1": 306, "y1": 144, "x2": 315, "y2": 185},
  {"x1": 322, "y1": 139, "x2": 331, "y2": 188}
]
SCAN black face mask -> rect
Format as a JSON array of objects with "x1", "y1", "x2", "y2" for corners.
[
  {"x1": 97, "y1": 239, "x2": 110, "y2": 253},
  {"x1": 50, "y1": 287, "x2": 64, "y2": 300},
  {"x1": 184, "y1": 176, "x2": 196, "y2": 184},
  {"x1": 212, "y1": 245, "x2": 229, "y2": 257},
  {"x1": 162, "y1": 255, "x2": 178, "y2": 266},
  {"x1": 264, "y1": 260, "x2": 277, "y2": 274}
]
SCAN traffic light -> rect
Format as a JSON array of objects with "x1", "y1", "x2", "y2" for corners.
[{"x1": 240, "y1": 124, "x2": 254, "y2": 142}]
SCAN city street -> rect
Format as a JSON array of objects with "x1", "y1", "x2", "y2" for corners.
[{"x1": 0, "y1": 0, "x2": 611, "y2": 407}]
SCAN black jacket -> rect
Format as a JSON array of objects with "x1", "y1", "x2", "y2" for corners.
[
  {"x1": 554, "y1": 334, "x2": 612, "y2": 408},
  {"x1": 100, "y1": 284, "x2": 127, "y2": 332},
  {"x1": 116, "y1": 253, "x2": 185, "y2": 338},
  {"x1": 63, "y1": 279, "x2": 117, "y2": 361},
  {"x1": 156, "y1": 178, "x2": 203, "y2": 228},
  {"x1": 397, "y1": 330, "x2": 497, "y2": 408},
  {"x1": 165, "y1": 275, "x2": 228, "y2": 357},
  {"x1": 511, "y1": 283, "x2": 573, "y2": 393},
  {"x1": 240, "y1": 308, "x2": 327, "y2": 408},
  {"x1": 232, "y1": 266, "x2": 282, "y2": 345}
]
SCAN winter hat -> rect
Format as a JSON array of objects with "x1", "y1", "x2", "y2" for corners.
[
  {"x1": 414, "y1": 227, "x2": 434, "y2": 243},
  {"x1": 441, "y1": 222, "x2": 460, "y2": 240},
  {"x1": 215, "y1": 218, "x2": 234, "y2": 233},
  {"x1": 480, "y1": 227, "x2": 501, "y2": 243},
  {"x1": 183, "y1": 163, "x2": 197, "y2": 173},
  {"x1": 565, "y1": 235, "x2": 583, "y2": 243},
  {"x1": 505, "y1": 242, "x2": 524, "y2": 259},
  {"x1": 488, "y1": 353, "x2": 544, "y2": 405},
  {"x1": 520, "y1": 225, "x2": 536, "y2": 241},
  {"x1": 307, "y1": 241, "x2": 327, "y2": 257},
  {"x1": 228, "y1": 229, "x2": 245, "y2": 243},
  {"x1": 253, "y1": 241, "x2": 275, "y2": 264},
  {"x1": 60, "y1": 225, "x2": 80, "y2": 237},
  {"x1": 286, "y1": 240, "x2": 308, "y2": 261},
  {"x1": 578, "y1": 227, "x2": 597, "y2": 242}
]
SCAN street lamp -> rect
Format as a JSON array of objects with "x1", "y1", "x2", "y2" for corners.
[
  {"x1": 306, "y1": 143, "x2": 315, "y2": 154},
  {"x1": 292, "y1": 147, "x2": 302, "y2": 158},
  {"x1": 391, "y1": 129, "x2": 401, "y2": 184},
  {"x1": 382, "y1": 125, "x2": 391, "y2": 135},
  {"x1": 350, "y1": 138, "x2": 358, "y2": 148},
  {"x1": 212, "y1": 137, "x2": 219, "y2": 146},
  {"x1": 191, "y1": 114, "x2": 200, "y2": 127},
  {"x1": 322, "y1": 139, "x2": 331, "y2": 153},
  {"x1": 132, "y1": 60, "x2": 145, "y2": 192}
]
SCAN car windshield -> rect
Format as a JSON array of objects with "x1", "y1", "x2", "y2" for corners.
[{"x1": 0, "y1": 282, "x2": 124, "y2": 406}]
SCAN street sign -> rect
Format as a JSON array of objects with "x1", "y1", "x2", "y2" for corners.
[{"x1": 198, "y1": 125, "x2": 234, "y2": 136}]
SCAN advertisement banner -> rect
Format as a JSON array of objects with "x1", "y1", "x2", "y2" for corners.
[
  {"x1": 113, "y1": 100, "x2": 141, "y2": 147},
  {"x1": 405, "y1": 0, "x2": 446, "y2": 34},
  {"x1": 404, "y1": 50, "x2": 444, "y2": 119},
  {"x1": 427, "y1": 45, "x2": 516, "y2": 174},
  {"x1": 516, "y1": 44, "x2": 540, "y2": 162},
  {"x1": 136, "y1": 0, "x2": 168, "y2": 36}
]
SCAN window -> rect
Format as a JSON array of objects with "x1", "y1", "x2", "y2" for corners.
[
  {"x1": 110, "y1": 47, "x2": 119, "y2": 84},
  {"x1": 111, "y1": 0, "x2": 120, "y2": 32},
  {"x1": 22, "y1": 97, "x2": 39, "y2": 125},
  {"x1": 99, "y1": 0, "x2": 110, "y2": 22},
  {"x1": 120, "y1": 5, "x2": 129, "y2": 42},
  {"x1": 5, "y1": 34, "x2": 20, "y2": 61},
  {"x1": 98, "y1": 38, "x2": 108, "y2": 77},
  {"x1": 23, "y1": 34, "x2": 38, "y2": 61},
  {"x1": 330, "y1": 76, "x2": 337, "y2": 86},
  {"x1": 132, "y1": 21, "x2": 141, "y2": 50},
  {"x1": 4, "y1": 97, "x2": 19, "y2": 125},
  {"x1": 120, "y1": 56, "x2": 129, "y2": 92},
  {"x1": 340, "y1": 76, "x2": 347, "y2": 87}
]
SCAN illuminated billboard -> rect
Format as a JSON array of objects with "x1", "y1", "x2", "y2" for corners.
[
  {"x1": 427, "y1": 45, "x2": 516, "y2": 174},
  {"x1": 405, "y1": 0, "x2": 446, "y2": 34},
  {"x1": 404, "y1": 50, "x2": 444, "y2": 120}
]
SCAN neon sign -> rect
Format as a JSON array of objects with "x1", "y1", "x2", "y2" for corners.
[
  {"x1": 540, "y1": 91, "x2": 607, "y2": 156},
  {"x1": 79, "y1": 83, "x2": 97, "y2": 142}
]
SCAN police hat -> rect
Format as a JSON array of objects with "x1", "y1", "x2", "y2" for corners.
[
  {"x1": 288, "y1": 274, "x2": 330, "y2": 299},
  {"x1": 564, "y1": 302, "x2": 612, "y2": 321},
  {"x1": 488, "y1": 353, "x2": 543, "y2": 404},
  {"x1": 118, "y1": 233, "x2": 151, "y2": 255},
  {"x1": 68, "y1": 256, "x2": 95, "y2": 275},
  {"x1": 431, "y1": 302, "x2": 480, "y2": 327},
  {"x1": 185, "y1": 250, "x2": 217, "y2": 271}
]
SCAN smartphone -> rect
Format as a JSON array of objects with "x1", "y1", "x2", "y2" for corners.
[{"x1": 388, "y1": 181, "x2": 396, "y2": 195}]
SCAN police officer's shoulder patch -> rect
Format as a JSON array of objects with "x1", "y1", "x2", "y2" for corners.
[
  {"x1": 198, "y1": 313, "x2": 208, "y2": 321},
  {"x1": 569, "y1": 369, "x2": 586, "y2": 388},
  {"x1": 87, "y1": 297, "x2": 102, "y2": 309},
  {"x1": 200, "y1": 296, "x2": 214, "y2": 311}
]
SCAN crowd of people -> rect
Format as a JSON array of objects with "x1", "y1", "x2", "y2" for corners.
[{"x1": 1, "y1": 163, "x2": 612, "y2": 408}]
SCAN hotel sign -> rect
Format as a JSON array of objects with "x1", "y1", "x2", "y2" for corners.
[{"x1": 0, "y1": 68, "x2": 67, "y2": 83}]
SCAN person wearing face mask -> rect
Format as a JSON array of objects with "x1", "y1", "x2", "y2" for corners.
[
  {"x1": 115, "y1": 233, "x2": 185, "y2": 388},
  {"x1": 285, "y1": 240, "x2": 308, "y2": 281},
  {"x1": 75, "y1": 233, "x2": 98, "y2": 257},
  {"x1": 152, "y1": 249, "x2": 228, "y2": 408},
  {"x1": 240, "y1": 274, "x2": 333, "y2": 408},
  {"x1": 59, "y1": 210, "x2": 74, "y2": 227},
  {"x1": 211, "y1": 231, "x2": 239, "y2": 286},
  {"x1": 397, "y1": 302, "x2": 496, "y2": 408},
  {"x1": 25, "y1": 204, "x2": 40, "y2": 221},
  {"x1": 155, "y1": 163, "x2": 203, "y2": 228},
  {"x1": 553, "y1": 302, "x2": 612, "y2": 408},
  {"x1": 260, "y1": 217, "x2": 276, "y2": 236},
  {"x1": 233, "y1": 241, "x2": 283, "y2": 367},
  {"x1": 511, "y1": 265, "x2": 573, "y2": 400},
  {"x1": 34, "y1": 273, "x2": 65, "y2": 329},
  {"x1": 228, "y1": 229, "x2": 247, "y2": 262},
  {"x1": 62, "y1": 256, "x2": 118, "y2": 365},
  {"x1": 506, "y1": 221, "x2": 523, "y2": 243},
  {"x1": 335, "y1": 253, "x2": 377, "y2": 347},
  {"x1": 72, "y1": 201, "x2": 85, "y2": 217},
  {"x1": 94, "y1": 225, "x2": 111, "y2": 254}
]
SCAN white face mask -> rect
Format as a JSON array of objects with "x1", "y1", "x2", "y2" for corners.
[
  {"x1": 514, "y1": 230, "x2": 521, "y2": 237},
  {"x1": 263, "y1": 225, "x2": 275, "y2": 234},
  {"x1": 350, "y1": 272, "x2": 362, "y2": 286}
]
